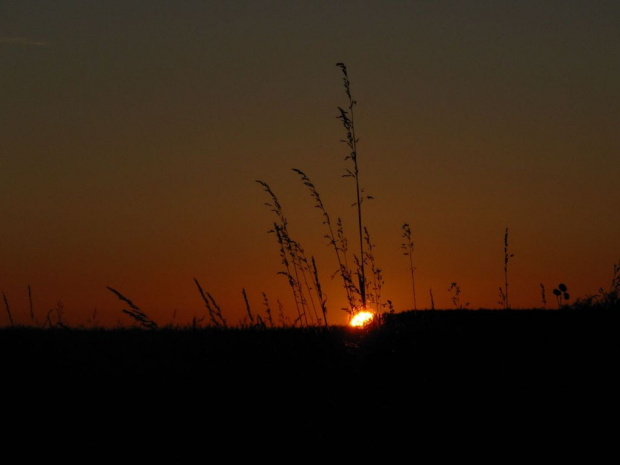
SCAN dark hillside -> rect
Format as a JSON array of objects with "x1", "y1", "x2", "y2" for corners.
[{"x1": 1, "y1": 308, "x2": 616, "y2": 456}]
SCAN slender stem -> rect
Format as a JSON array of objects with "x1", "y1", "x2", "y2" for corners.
[
  {"x1": 504, "y1": 227, "x2": 509, "y2": 310},
  {"x1": 337, "y1": 62, "x2": 366, "y2": 309},
  {"x1": 409, "y1": 251, "x2": 417, "y2": 310},
  {"x1": 292, "y1": 168, "x2": 357, "y2": 315},
  {"x1": 3, "y1": 292, "x2": 13, "y2": 327},
  {"x1": 350, "y1": 104, "x2": 365, "y2": 309}
]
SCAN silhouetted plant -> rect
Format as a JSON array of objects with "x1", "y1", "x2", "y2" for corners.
[
  {"x1": 363, "y1": 226, "x2": 384, "y2": 314},
  {"x1": 191, "y1": 315, "x2": 200, "y2": 330},
  {"x1": 262, "y1": 292, "x2": 274, "y2": 328},
  {"x1": 241, "y1": 288, "x2": 266, "y2": 329},
  {"x1": 552, "y1": 283, "x2": 570, "y2": 308},
  {"x1": 335, "y1": 217, "x2": 361, "y2": 311},
  {"x1": 311, "y1": 256, "x2": 328, "y2": 327},
  {"x1": 256, "y1": 180, "x2": 306, "y2": 326},
  {"x1": 449, "y1": 282, "x2": 469, "y2": 310},
  {"x1": 401, "y1": 223, "x2": 417, "y2": 310},
  {"x1": 45, "y1": 300, "x2": 68, "y2": 329},
  {"x1": 2, "y1": 292, "x2": 13, "y2": 327},
  {"x1": 276, "y1": 299, "x2": 288, "y2": 327},
  {"x1": 336, "y1": 62, "x2": 373, "y2": 309},
  {"x1": 273, "y1": 223, "x2": 305, "y2": 326},
  {"x1": 498, "y1": 227, "x2": 514, "y2": 310},
  {"x1": 257, "y1": 179, "x2": 325, "y2": 327},
  {"x1": 571, "y1": 259, "x2": 620, "y2": 310},
  {"x1": 612, "y1": 260, "x2": 620, "y2": 291},
  {"x1": 107, "y1": 286, "x2": 157, "y2": 329},
  {"x1": 283, "y1": 228, "x2": 323, "y2": 326},
  {"x1": 429, "y1": 288, "x2": 435, "y2": 310},
  {"x1": 254, "y1": 64, "x2": 379, "y2": 324},
  {"x1": 595, "y1": 259, "x2": 620, "y2": 309},
  {"x1": 540, "y1": 283, "x2": 547, "y2": 309},
  {"x1": 194, "y1": 278, "x2": 227, "y2": 329},
  {"x1": 168, "y1": 309, "x2": 179, "y2": 329},
  {"x1": 293, "y1": 168, "x2": 358, "y2": 317},
  {"x1": 28, "y1": 284, "x2": 34, "y2": 323},
  {"x1": 86, "y1": 308, "x2": 99, "y2": 328},
  {"x1": 242, "y1": 287, "x2": 255, "y2": 327}
]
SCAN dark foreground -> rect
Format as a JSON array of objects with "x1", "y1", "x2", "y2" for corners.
[{"x1": 1, "y1": 308, "x2": 617, "y2": 458}]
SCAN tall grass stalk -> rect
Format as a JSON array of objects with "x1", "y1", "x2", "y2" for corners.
[
  {"x1": 194, "y1": 278, "x2": 227, "y2": 328},
  {"x1": 262, "y1": 292, "x2": 274, "y2": 328},
  {"x1": 28, "y1": 284, "x2": 34, "y2": 323},
  {"x1": 242, "y1": 288, "x2": 255, "y2": 326},
  {"x1": 311, "y1": 256, "x2": 328, "y2": 327},
  {"x1": 336, "y1": 217, "x2": 361, "y2": 311},
  {"x1": 290, "y1": 242, "x2": 322, "y2": 325},
  {"x1": 336, "y1": 62, "x2": 372, "y2": 309},
  {"x1": 257, "y1": 179, "x2": 324, "y2": 327},
  {"x1": 3, "y1": 292, "x2": 13, "y2": 327},
  {"x1": 273, "y1": 224, "x2": 306, "y2": 326},
  {"x1": 256, "y1": 179, "x2": 306, "y2": 325},
  {"x1": 363, "y1": 226, "x2": 384, "y2": 314},
  {"x1": 401, "y1": 223, "x2": 417, "y2": 310},
  {"x1": 256, "y1": 180, "x2": 307, "y2": 325},
  {"x1": 293, "y1": 168, "x2": 359, "y2": 315},
  {"x1": 276, "y1": 299, "x2": 288, "y2": 327},
  {"x1": 498, "y1": 227, "x2": 514, "y2": 310}
]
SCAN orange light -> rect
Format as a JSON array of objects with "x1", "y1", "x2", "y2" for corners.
[{"x1": 350, "y1": 310, "x2": 374, "y2": 327}]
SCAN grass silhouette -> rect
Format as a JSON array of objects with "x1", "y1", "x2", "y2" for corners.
[
  {"x1": 1, "y1": 61, "x2": 618, "y2": 456},
  {"x1": 401, "y1": 223, "x2": 417, "y2": 311},
  {"x1": 336, "y1": 62, "x2": 373, "y2": 311},
  {"x1": 1, "y1": 304, "x2": 617, "y2": 454},
  {"x1": 2, "y1": 64, "x2": 618, "y2": 331}
]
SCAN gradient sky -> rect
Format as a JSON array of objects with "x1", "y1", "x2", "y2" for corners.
[{"x1": 2, "y1": 1, "x2": 619, "y2": 328}]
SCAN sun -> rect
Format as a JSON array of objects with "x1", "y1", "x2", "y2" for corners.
[{"x1": 349, "y1": 310, "x2": 375, "y2": 327}]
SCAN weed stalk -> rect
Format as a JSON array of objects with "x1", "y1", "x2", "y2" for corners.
[
  {"x1": 401, "y1": 223, "x2": 417, "y2": 310},
  {"x1": 336, "y1": 62, "x2": 372, "y2": 309}
]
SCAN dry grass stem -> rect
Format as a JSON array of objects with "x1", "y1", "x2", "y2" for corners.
[
  {"x1": 3, "y1": 292, "x2": 13, "y2": 327},
  {"x1": 107, "y1": 286, "x2": 157, "y2": 329},
  {"x1": 401, "y1": 223, "x2": 417, "y2": 310},
  {"x1": 194, "y1": 278, "x2": 227, "y2": 329}
]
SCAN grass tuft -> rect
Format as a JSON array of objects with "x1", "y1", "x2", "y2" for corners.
[
  {"x1": 107, "y1": 286, "x2": 158, "y2": 329},
  {"x1": 293, "y1": 168, "x2": 359, "y2": 315},
  {"x1": 194, "y1": 278, "x2": 227, "y2": 329}
]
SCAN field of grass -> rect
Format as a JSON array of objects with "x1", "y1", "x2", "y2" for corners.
[
  {"x1": 2, "y1": 306, "x2": 617, "y2": 457},
  {"x1": 2, "y1": 63, "x2": 617, "y2": 458}
]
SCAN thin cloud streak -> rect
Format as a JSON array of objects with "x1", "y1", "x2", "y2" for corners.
[{"x1": 0, "y1": 36, "x2": 49, "y2": 47}]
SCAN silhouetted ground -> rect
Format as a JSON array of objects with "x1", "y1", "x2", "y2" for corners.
[{"x1": 1, "y1": 308, "x2": 617, "y2": 458}]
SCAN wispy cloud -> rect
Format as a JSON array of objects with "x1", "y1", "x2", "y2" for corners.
[{"x1": 0, "y1": 37, "x2": 49, "y2": 47}]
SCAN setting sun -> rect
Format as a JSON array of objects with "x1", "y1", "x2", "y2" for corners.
[{"x1": 350, "y1": 310, "x2": 375, "y2": 327}]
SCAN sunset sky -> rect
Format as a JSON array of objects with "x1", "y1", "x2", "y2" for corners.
[{"x1": 2, "y1": 1, "x2": 618, "y2": 327}]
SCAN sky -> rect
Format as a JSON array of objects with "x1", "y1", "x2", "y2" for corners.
[{"x1": 1, "y1": 1, "x2": 619, "y2": 328}]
